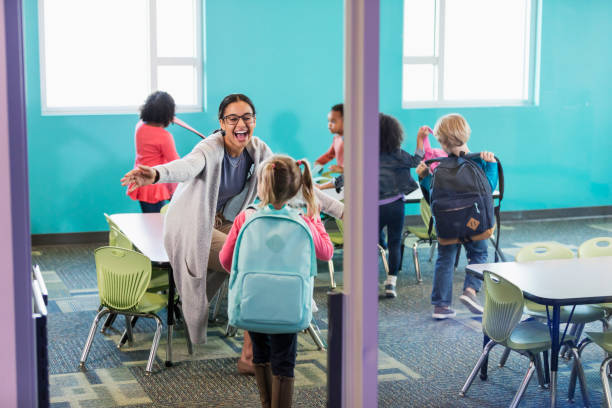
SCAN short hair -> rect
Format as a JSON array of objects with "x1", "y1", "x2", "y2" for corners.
[
  {"x1": 140, "y1": 91, "x2": 175, "y2": 127},
  {"x1": 433, "y1": 114, "x2": 471, "y2": 147},
  {"x1": 218, "y1": 93, "x2": 256, "y2": 119},
  {"x1": 331, "y1": 103, "x2": 343, "y2": 116},
  {"x1": 379, "y1": 113, "x2": 404, "y2": 153}
]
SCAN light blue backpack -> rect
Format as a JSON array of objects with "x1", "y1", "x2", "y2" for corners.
[{"x1": 228, "y1": 205, "x2": 317, "y2": 334}]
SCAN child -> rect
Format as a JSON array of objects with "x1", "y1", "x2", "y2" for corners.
[
  {"x1": 314, "y1": 103, "x2": 344, "y2": 174},
  {"x1": 128, "y1": 91, "x2": 180, "y2": 213},
  {"x1": 416, "y1": 114, "x2": 498, "y2": 319},
  {"x1": 219, "y1": 155, "x2": 333, "y2": 408}
]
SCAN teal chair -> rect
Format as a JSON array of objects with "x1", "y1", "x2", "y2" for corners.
[
  {"x1": 460, "y1": 271, "x2": 586, "y2": 408},
  {"x1": 79, "y1": 247, "x2": 167, "y2": 374},
  {"x1": 401, "y1": 198, "x2": 437, "y2": 283},
  {"x1": 568, "y1": 331, "x2": 612, "y2": 407}
]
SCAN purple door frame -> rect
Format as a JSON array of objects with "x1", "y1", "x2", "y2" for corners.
[
  {"x1": 342, "y1": 0, "x2": 380, "y2": 407},
  {"x1": 1, "y1": 0, "x2": 37, "y2": 406}
]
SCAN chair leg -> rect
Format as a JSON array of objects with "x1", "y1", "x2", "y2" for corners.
[
  {"x1": 499, "y1": 347, "x2": 511, "y2": 367},
  {"x1": 534, "y1": 352, "x2": 546, "y2": 389},
  {"x1": 460, "y1": 340, "x2": 496, "y2": 397},
  {"x1": 79, "y1": 308, "x2": 110, "y2": 368},
  {"x1": 412, "y1": 241, "x2": 422, "y2": 283},
  {"x1": 399, "y1": 232, "x2": 407, "y2": 273},
  {"x1": 561, "y1": 323, "x2": 579, "y2": 359},
  {"x1": 119, "y1": 316, "x2": 139, "y2": 348},
  {"x1": 568, "y1": 339, "x2": 591, "y2": 402},
  {"x1": 211, "y1": 278, "x2": 228, "y2": 321},
  {"x1": 542, "y1": 350, "x2": 550, "y2": 385},
  {"x1": 176, "y1": 304, "x2": 194, "y2": 355},
  {"x1": 328, "y1": 259, "x2": 336, "y2": 289},
  {"x1": 145, "y1": 314, "x2": 163, "y2": 374},
  {"x1": 601, "y1": 357, "x2": 612, "y2": 408},
  {"x1": 568, "y1": 346, "x2": 590, "y2": 407},
  {"x1": 378, "y1": 244, "x2": 389, "y2": 277},
  {"x1": 509, "y1": 359, "x2": 536, "y2": 408},
  {"x1": 100, "y1": 313, "x2": 117, "y2": 334},
  {"x1": 307, "y1": 322, "x2": 326, "y2": 351}
]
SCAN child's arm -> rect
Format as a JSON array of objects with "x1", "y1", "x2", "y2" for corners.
[
  {"x1": 479, "y1": 151, "x2": 498, "y2": 191},
  {"x1": 218, "y1": 211, "x2": 247, "y2": 273},
  {"x1": 315, "y1": 142, "x2": 336, "y2": 166},
  {"x1": 301, "y1": 215, "x2": 334, "y2": 261},
  {"x1": 160, "y1": 131, "x2": 180, "y2": 162}
]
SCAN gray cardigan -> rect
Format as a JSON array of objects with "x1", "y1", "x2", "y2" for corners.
[{"x1": 155, "y1": 132, "x2": 344, "y2": 344}]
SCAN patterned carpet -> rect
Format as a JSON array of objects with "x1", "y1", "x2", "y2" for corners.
[{"x1": 34, "y1": 216, "x2": 612, "y2": 407}]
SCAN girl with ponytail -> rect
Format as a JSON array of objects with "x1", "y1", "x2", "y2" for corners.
[{"x1": 219, "y1": 154, "x2": 333, "y2": 408}]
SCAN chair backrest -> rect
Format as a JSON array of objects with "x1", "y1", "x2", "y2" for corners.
[
  {"x1": 160, "y1": 204, "x2": 169, "y2": 215},
  {"x1": 94, "y1": 246, "x2": 152, "y2": 310},
  {"x1": 515, "y1": 242, "x2": 574, "y2": 262},
  {"x1": 578, "y1": 237, "x2": 612, "y2": 258},
  {"x1": 419, "y1": 198, "x2": 435, "y2": 238},
  {"x1": 482, "y1": 271, "x2": 525, "y2": 343},
  {"x1": 110, "y1": 226, "x2": 134, "y2": 250}
]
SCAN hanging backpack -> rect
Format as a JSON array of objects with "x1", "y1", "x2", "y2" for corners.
[
  {"x1": 228, "y1": 205, "x2": 316, "y2": 334},
  {"x1": 424, "y1": 152, "x2": 503, "y2": 247}
]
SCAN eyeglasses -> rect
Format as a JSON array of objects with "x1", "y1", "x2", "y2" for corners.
[{"x1": 222, "y1": 113, "x2": 255, "y2": 125}]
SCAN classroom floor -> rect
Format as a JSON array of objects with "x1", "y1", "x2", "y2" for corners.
[{"x1": 36, "y1": 216, "x2": 612, "y2": 407}]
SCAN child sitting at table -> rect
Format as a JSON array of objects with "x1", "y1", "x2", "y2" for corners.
[
  {"x1": 313, "y1": 103, "x2": 344, "y2": 174},
  {"x1": 416, "y1": 113, "x2": 498, "y2": 319},
  {"x1": 219, "y1": 155, "x2": 333, "y2": 408}
]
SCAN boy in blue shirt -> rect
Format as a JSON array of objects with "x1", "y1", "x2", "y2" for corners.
[{"x1": 416, "y1": 114, "x2": 498, "y2": 319}]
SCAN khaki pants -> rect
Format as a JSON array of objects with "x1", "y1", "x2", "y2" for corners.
[{"x1": 205, "y1": 214, "x2": 233, "y2": 301}]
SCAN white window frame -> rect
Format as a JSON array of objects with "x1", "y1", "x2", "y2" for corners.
[
  {"x1": 402, "y1": 0, "x2": 541, "y2": 109},
  {"x1": 38, "y1": 0, "x2": 204, "y2": 115}
]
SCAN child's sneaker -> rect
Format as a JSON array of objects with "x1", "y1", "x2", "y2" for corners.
[
  {"x1": 384, "y1": 276, "x2": 397, "y2": 298},
  {"x1": 432, "y1": 306, "x2": 456, "y2": 319},
  {"x1": 459, "y1": 290, "x2": 484, "y2": 314}
]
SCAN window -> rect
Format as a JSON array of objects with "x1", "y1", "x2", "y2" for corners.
[
  {"x1": 39, "y1": 0, "x2": 202, "y2": 115},
  {"x1": 402, "y1": 0, "x2": 540, "y2": 108}
]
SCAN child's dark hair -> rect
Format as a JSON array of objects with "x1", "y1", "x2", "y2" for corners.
[
  {"x1": 258, "y1": 155, "x2": 318, "y2": 217},
  {"x1": 218, "y1": 94, "x2": 256, "y2": 119},
  {"x1": 379, "y1": 113, "x2": 404, "y2": 154},
  {"x1": 331, "y1": 103, "x2": 343, "y2": 116},
  {"x1": 140, "y1": 91, "x2": 175, "y2": 127}
]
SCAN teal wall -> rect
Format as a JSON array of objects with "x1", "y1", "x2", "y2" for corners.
[{"x1": 25, "y1": 1, "x2": 612, "y2": 234}]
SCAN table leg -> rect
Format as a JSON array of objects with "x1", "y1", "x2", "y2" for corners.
[
  {"x1": 166, "y1": 265, "x2": 175, "y2": 367},
  {"x1": 549, "y1": 305, "x2": 561, "y2": 407}
]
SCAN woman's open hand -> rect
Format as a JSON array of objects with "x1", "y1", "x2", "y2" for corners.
[{"x1": 120, "y1": 165, "x2": 157, "y2": 192}]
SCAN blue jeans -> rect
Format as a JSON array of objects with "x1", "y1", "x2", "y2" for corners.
[
  {"x1": 139, "y1": 200, "x2": 167, "y2": 213},
  {"x1": 378, "y1": 198, "x2": 405, "y2": 276},
  {"x1": 431, "y1": 239, "x2": 488, "y2": 307}
]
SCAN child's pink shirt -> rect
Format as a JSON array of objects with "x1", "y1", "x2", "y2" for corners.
[
  {"x1": 316, "y1": 135, "x2": 344, "y2": 167},
  {"x1": 219, "y1": 210, "x2": 334, "y2": 273},
  {"x1": 127, "y1": 121, "x2": 180, "y2": 203}
]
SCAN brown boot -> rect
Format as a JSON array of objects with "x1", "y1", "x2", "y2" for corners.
[
  {"x1": 238, "y1": 331, "x2": 255, "y2": 375},
  {"x1": 254, "y1": 363, "x2": 273, "y2": 408},
  {"x1": 271, "y1": 375, "x2": 294, "y2": 408}
]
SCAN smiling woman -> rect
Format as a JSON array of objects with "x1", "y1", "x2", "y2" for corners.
[{"x1": 120, "y1": 93, "x2": 344, "y2": 374}]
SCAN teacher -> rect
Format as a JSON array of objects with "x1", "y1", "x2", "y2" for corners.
[{"x1": 121, "y1": 93, "x2": 344, "y2": 369}]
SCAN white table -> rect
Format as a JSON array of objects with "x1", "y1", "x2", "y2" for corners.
[
  {"x1": 110, "y1": 213, "x2": 178, "y2": 367},
  {"x1": 466, "y1": 257, "x2": 612, "y2": 407}
]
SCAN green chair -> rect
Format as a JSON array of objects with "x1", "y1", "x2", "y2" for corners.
[
  {"x1": 578, "y1": 237, "x2": 612, "y2": 316},
  {"x1": 79, "y1": 247, "x2": 167, "y2": 374},
  {"x1": 460, "y1": 271, "x2": 586, "y2": 408},
  {"x1": 400, "y1": 199, "x2": 436, "y2": 283},
  {"x1": 513, "y1": 242, "x2": 606, "y2": 361},
  {"x1": 160, "y1": 203, "x2": 169, "y2": 215},
  {"x1": 324, "y1": 218, "x2": 389, "y2": 290},
  {"x1": 568, "y1": 331, "x2": 612, "y2": 407}
]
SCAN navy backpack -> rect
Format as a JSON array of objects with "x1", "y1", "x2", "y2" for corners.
[{"x1": 424, "y1": 152, "x2": 503, "y2": 247}]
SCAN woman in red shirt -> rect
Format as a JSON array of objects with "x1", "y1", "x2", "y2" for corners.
[{"x1": 128, "y1": 91, "x2": 180, "y2": 212}]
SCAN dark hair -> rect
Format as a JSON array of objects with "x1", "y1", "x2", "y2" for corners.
[
  {"x1": 140, "y1": 91, "x2": 175, "y2": 127},
  {"x1": 217, "y1": 93, "x2": 256, "y2": 119},
  {"x1": 379, "y1": 113, "x2": 404, "y2": 153},
  {"x1": 331, "y1": 103, "x2": 343, "y2": 116}
]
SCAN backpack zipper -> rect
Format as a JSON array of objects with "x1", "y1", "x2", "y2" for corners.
[{"x1": 474, "y1": 202, "x2": 480, "y2": 213}]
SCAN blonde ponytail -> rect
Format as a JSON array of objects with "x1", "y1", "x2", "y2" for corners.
[{"x1": 298, "y1": 159, "x2": 318, "y2": 218}]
